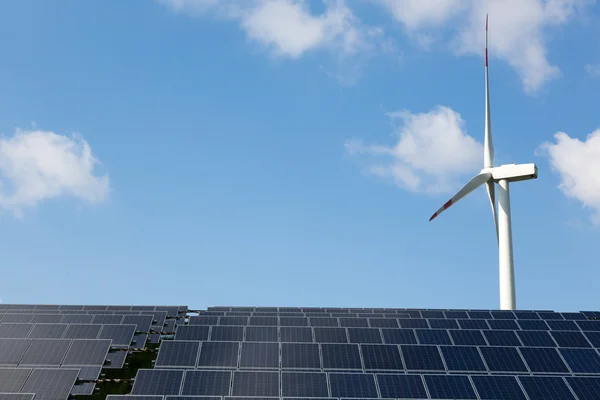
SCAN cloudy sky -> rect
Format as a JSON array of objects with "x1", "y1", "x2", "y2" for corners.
[{"x1": 0, "y1": 0, "x2": 599, "y2": 311}]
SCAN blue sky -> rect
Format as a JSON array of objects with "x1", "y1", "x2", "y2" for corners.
[{"x1": 0, "y1": 0, "x2": 599, "y2": 312}]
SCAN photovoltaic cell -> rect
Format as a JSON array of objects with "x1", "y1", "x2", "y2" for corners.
[
  {"x1": 421, "y1": 310, "x2": 445, "y2": 319},
  {"x1": 123, "y1": 315, "x2": 154, "y2": 332},
  {"x1": 551, "y1": 331, "x2": 591, "y2": 347},
  {"x1": 360, "y1": 344, "x2": 403, "y2": 370},
  {"x1": 63, "y1": 324, "x2": 101, "y2": 339},
  {"x1": 488, "y1": 320, "x2": 520, "y2": 330},
  {"x1": 155, "y1": 341, "x2": 200, "y2": 368},
  {"x1": 369, "y1": 318, "x2": 398, "y2": 328},
  {"x1": 313, "y1": 328, "x2": 347, "y2": 343},
  {"x1": 280, "y1": 317, "x2": 308, "y2": 327},
  {"x1": 309, "y1": 318, "x2": 338, "y2": 327},
  {"x1": 339, "y1": 318, "x2": 368, "y2": 328},
  {"x1": 566, "y1": 377, "x2": 600, "y2": 400},
  {"x1": 516, "y1": 330, "x2": 556, "y2": 347},
  {"x1": 491, "y1": 311, "x2": 516, "y2": 320},
  {"x1": 449, "y1": 329, "x2": 487, "y2": 346},
  {"x1": 559, "y1": 348, "x2": 600, "y2": 373},
  {"x1": 376, "y1": 373, "x2": 427, "y2": 399},
  {"x1": 0, "y1": 394, "x2": 35, "y2": 400},
  {"x1": 321, "y1": 343, "x2": 362, "y2": 369},
  {"x1": 248, "y1": 317, "x2": 278, "y2": 326},
  {"x1": 281, "y1": 343, "x2": 320, "y2": 369},
  {"x1": 440, "y1": 346, "x2": 487, "y2": 372},
  {"x1": 458, "y1": 319, "x2": 489, "y2": 330},
  {"x1": 239, "y1": 342, "x2": 279, "y2": 368},
  {"x1": 197, "y1": 341, "x2": 239, "y2": 368},
  {"x1": 519, "y1": 375, "x2": 576, "y2": 400},
  {"x1": 347, "y1": 328, "x2": 382, "y2": 344},
  {"x1": 1, "y1": 315, "x2": 33, "y2": 323},
  {"x1": 20, "y1": 339, "x2": 71, "y2": 366},
  {"x1": 471, "y1": 375, "x2": 527, "y2": 400},
  {"x1": 62, "y1": 339, "x2": 111, "y2": 366},
  {"x1": 0, "y1": 339, "x2": 31, "y2": 365},
  {"x1": 444, "y1": 311, "x2": 468, "y2": 319},
  {"x1": 0, "y1": 368, "x2": 32, "y2": 391},
  {"x1": 245, "y1": 327, "x2": 278, "y2": 342},
  {"x1": 519, "y1": 347, "x2": 569, "y2": 373},
  {"x1": 31, "y1": 315, "x2": 62, "y2": 324},
  {"x1": 428, "y1": 319, "x2": 459, "y2": 329},
  {"x1": 577, "y1": 320, "x2": 600, "y2": 331},
  {"x1": 92, "y1": 315, "x2": 123, "y2": 325},
  {"x1": 280, "y1": 327, "x2": 313, "y2": 342},
  {"x1": 515, "y1": 312, "x2": 540, "y2": 320},
  {"x1": 424, "y1": 374, "x2": 477, "y2": 399},
  {"x1": 21, "y1": 368, "x2": 79, "y2": 400},
  {"x1": 400, "y1": 345, "x2": 445, "y2": 371},
  {"x1": 479, "y1": 346, "x2": 528, "y2": 372},
  {"x1": 518, "y1": 320, "x2": 549, "y2": 330},
  {"x1": 131, "y1": 369, "x2": 185, "y2": 395},
  {"x1": 483, "y1": 330, "x2": 522, "y2": 346},
  {"x1": 174, "y1": 326, "x2": 209, "y2": 341},
  {"x1": 583, "y1": 331, "x2": 600, "y2": 347},
  {"x1": 281, "y1": 372, "x2": 328, "y2": 397},
  {"x1": 60, "y1": 314, "x2": 93, "y2": 324},
  {"x1": 28, "y1": 324, "x2": 68, "y2": 339},
  {"x1": 416, "y1": 329, "x2": 452, "y2": 345},
  {"x1": 381, "y1": 328, "x2": 417, "y2": 344},
  {"x1": 329, "y1": 373, "x2": 378, "y2": 398},
  {"x1": 98, "y1": 324, "x2": 136, "y2": 347},
  {"x1": 232, "y1": 371, "x2": 279, "y2": 397},
  {"x1": 188, "y1": 316, "x2": 218, "y2": 325},
  {"x1": 548, "y1": 320, "x2": 579, "y2": 331},
  {"x1": 181, "y1": 370, "x2": 231, "y2": 396},
  {"x1": 0, "y1": 324, "x2": 33, "y2": 338},
  {"x1": 398, "y1": 319, "x2": 428, "y2": 329},
  {"x1": 211, "y1": 326, "x2": 244, "y2": 342}
]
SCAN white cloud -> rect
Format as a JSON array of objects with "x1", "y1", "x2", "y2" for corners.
[
  {"x1": 377, "y1": 0, "x2": 592, "y2": 94},
  {"x1": 161, "y1": 0, "x2": 388, "y2": 58},
  {"x1": 345, "y1": 106, "x2": 482, "y2": 193},
  {"x1": 0, "y1": 129, "x2": 109, "y2": 216},
  {"x1": 585, "y1": 63, "x2": 600, "y2": 77},
  {"x1": 538, "y1": 129, "x2": 600, "y2": 224}
]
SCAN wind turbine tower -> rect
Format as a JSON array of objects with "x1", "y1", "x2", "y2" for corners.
[{"x1": 428, "y1": 15, "x2": 538, "y2": 311}]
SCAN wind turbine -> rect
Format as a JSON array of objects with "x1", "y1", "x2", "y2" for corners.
[{"x1": 428, "y1": 15, "x2": 538, "y2": 311}]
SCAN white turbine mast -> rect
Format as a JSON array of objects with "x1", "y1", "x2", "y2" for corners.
[{"x1": 428, "y1": 14, "x2": 538, "y2": 311}]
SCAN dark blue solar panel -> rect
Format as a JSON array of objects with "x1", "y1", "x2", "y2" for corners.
[
  {"x1": 538, "y1": 312, "x2": 565, "y2": 320},
  {"x1": 347, "y1": 328, "x2": 382, "y2": 344},
  {"x1": 360, "y1": 344, "x2": 403, "y2": 370},
  {"x1": 339, "y1": 318, "x2": 369, "y2": 328},
  {"x1": 424, "y1": 374, "x2": 477, "y2": 399},
  {"x1": 416, "y1": 329, "x2": 452, "y2": 345},
  {"x1": 329, "y1": 373, "x2": 378, "y2": 398},
  {"x1": 449, "y1": 329, "x2": 487, "y2": 346},
  {"x1": 314, "y1": 327, "x2": 347, "y2": 343},
  {"x1": 211, "y1": 326, "x2": 244, "y2": 341},
  {"x1": 578, "y1": 320, "x2": 600, "y2": 331},
  {"x1": 398, "y1": 319, "x2": 429, "y2": 329},
  {"x1": 488, "y1": 320, "x2": 520, "y2": 330},
  {"x1": 281, "y1": 372, "x2": 328, "y2": 397},
  {"x1": 239, "y1": 342, "x2": 279, "y2": 368},
  {"x1": 155, "y1": 340, "x2": 200, "y2": 368},
  {"x1": 458, "y1": 319, "x2": 489, "y2": 329},
  {"x1": 519, "y1": 347, "x2": 569, "y2": 373},
  {"x1": 131, "y1": 369, "x2": 185, "y2": 395},
  {"x1": 281, "y1": 343, "x2": 321, "y2": 369},
  {"x1": 444, "y1": 311, "x2": 468, "y2": 319},
  {"x1": 245, "y1": 326, "x2": 278, "y2": 342},
  {"x1": 551, "y1": 331, "x2": 591, "y2": 347},
  {"x1": 471, "y1": 375, "x2": 527, "y2": 400},
  {"x1": 321, "y1": 343, "x2": 362, "y2": 369},
  {"x1": 248, "y1": 316, "x2": 278, "y2": 326},
  {"x1": 483, "y1": 330, "x2": 522, "y2": 346},
  {"x1": 440, "y1": 346, "x2": 486, "y2": 371},
  {"x1": 514, "y1": 312, "x2": 540, "y2": 320},
  {"x1": 519, "y1": 376, "x2": 576, "y2": 400},
  {"x1": 197, "y1": 341, "x2": 239, "y2": 367},
  {"x1": 468, "y1": 311, "x2": 492, "y2": 319},
  {"x1": 280, "y1": 327, "x2": 313, "y2": 342},
  {"x1": 559, "y1": 348, "x2": 600, "y2": 373},
  {"x1": 548, "y1": 320, "x2": 579, "y2": 331},
  {"x1": 428, "y1": 319, "x2": 459, "y2": 329},
  {"x1": 369, "y1": 318, "x2": 398, "y2": 328},
  {"x1": 188, "y1": 316, "x2": 219, "y2": 325},
  {"x1": 219, "y1": 317, "x2": 248, "y2": 326},
  {"x1": 491, "y1": 311, "x2": 516, "y2": 320},
  {"x1": 232, "y1": 371, "x2": 279, "y2": 397},
  {"x1": 421, "y1": 311, "x2": 445, "y2": 319},
  {"x1": 401, "y1": 345, "x2": 444, "y2": 371},
  {"x1": 562, "y1": 312, "x2": 586, "y2": 320},
  {"x1": 518, "y1": 319, "x2": 549, "y2": 330},
  {"x1": 175, "y1": 325, "x2": 209, "y2": 341},
  {"x1": 62, "y1": 324, "x2": 101, "y2": 339},
  {"x1": 376, "y1": 373, "x2": 427, "y2": 399},
  {"x1": 181, "y1": 370, "x2": 231, "y2": 395},
  {"x1": 566, "y1": 377, "x2": 600, "y2": 400},
  {"x1": 583, "y1": 331, "x2": 600, "y2": 347},
  {"x1": 309, "y1": 317, "x2": 339, "y2": 327},
  {"x1": 280, "y1": 317, "x2": 308, "y2": 327},
  {"x1": 381, "y1": 328, "x2": 417, "y2": 344},
  {"x1": 479, "y1": 346, "x2": 528, "y2": 372},
  {"x1": 516, "y1": 330, "x2": 556, "y2": 347}
]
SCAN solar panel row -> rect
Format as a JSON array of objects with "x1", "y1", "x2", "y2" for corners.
[
  {"x1": 0, "y1": 338, "x2": 111, "y2": 367},
  {"x1": 131, "y1": 368, "x2": 600, "y2": 399},
  {"x1": 0, "y1": 368, "x2": 79, "y2": 400},
  {"x1": 0, "y1": 323, "x2": 137, "y2": 346}
]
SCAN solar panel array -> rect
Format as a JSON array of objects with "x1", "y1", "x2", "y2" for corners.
[
  {"x1": 0, "y1": 304, "x2": 186, "y2": 400},
  {"x1": 131, "y1": 306, "x2": 600, "y2": 400}
]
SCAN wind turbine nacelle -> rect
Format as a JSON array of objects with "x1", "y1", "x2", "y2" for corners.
[{"x1": 491, "y1": 163, "x2": 538, "y2": 183}]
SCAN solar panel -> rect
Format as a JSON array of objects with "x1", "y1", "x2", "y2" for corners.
[
  {"x1": 516, "y1": 330, "x2": 556, "y2": 347},
  {"x1": 280, "y1": 327, "x2": 313, "y2": 342},
  {"x1": 471, "y1": 375, "x2": 527, "y2": 400},
  {"x1": 400, "y1": 345, "x2": 445, "y2": 371},
  {"x1": 231, "y1": 371, "x2": 279, "y2": 397},
  {"x1": 428, "y1": 318, "x2": 459, "y2": 329},
  {"x1": 62, "y1": 339, "x2": 111, "y2": 366},
  {"x1": 449, "y1": 329, "x2": 487, "y2": 346},
  {"x1": 376, "y1": 373, "x2": 428, "y2": 399},
  {"x1": 181, "y1": 370, "x2": 231, "y2": 396},
  {"x1": 321, "y1": 343, "x2": 362, "y2": 369},
  {"x1": 155, "y1": 341, "x2": 200, "y2": 368},
  {"x1": 440, "y1": 345, "x2": 487, "y2": 372},
  {"x1": 98, "y1": 324, "x2": 136, "y2": 347},
  {"x1": 0, "y1": 394, "x2": 35, "y2": 400},
  {"x1": 131, "y1": 369, "x2": 185, "y2": 395},
  {"x1": 63, "y1": 324, "x2": 101, "y2": 339},
  {"x1": 0, "y1": 339, "x2": 31, "y2": 366},
  {"x1": 347, "y1": 328, "x2": 382, "y2": 344},
  {"x1": 313, "y1": 327, "x2": 347, "y2": 343},
  {"x1": 239, "y1": 342, "x2": 279, "y2": 368},
  {"x1": 518, "y1": 375, "x2": 576, "y2": 400},
  {"x1": 281, "y1": 342, "x2": 320, "y2": 369},
  {"x1": 20, "y1": 368, "x2": 79, "y2": 400},
  {"x1": 479, "y1": 346, "x2": 528, "y2": 372},
  {"x1": 123, "y1": 315, "x2": 154, "y2": 332},
  {"x1": 398, "y1": 319, "x2": 429, "y2": 329},
  {"x1": 197, "y1": 341, "x2": 239, "y2": 368},
  {"x1": 28, "y1": 324, "x2": 68, "y2": 339},
  {"x1": 381, "y1": 328, "x2": 417, "y2": 344},
  {"x1": 424, "y1": 374, "x2": 477, "y2": 399},
  {"x1": 361, "y1": 344, "x2": 403, "y2": 370},
  {"x1": 19, "y1": 339, "x2": 71, "y2": 366},
  {"x1": 369, "y1": 318, "x2": 398, "y2": 328},
  {"x1": 174, "y1": 326, "x2": 209, "y2": 341},
  {"x1": 0, "y1": 368, "x2": 32, "y2": 391},
  {"x1": 1, "y1": 315, "x2": 33, "y2": 323},
  {"x1": 458, "y1": 319, "x2": 489, "y2": 329},
  {"x1": 559, "y1": 348, "x2": 600, "y2": 373},
  {"x1": 245, "y1": 326, "x2": 277, "y2": 342},
  {"x1": 551, "y1": 331, "x2": 591, "y2": 347},
  {"x1": 483, "y1": 330, "x2": 522, "y2": 346},
  {"x1": 0, "y1": 324, "x2": 33, "y2": 338},
  {"x1": 518, "y1": 320, "x2": 549, "y2": 330},
  {"x1": 210, "y1": 326, "x2": 244, "y2": 341},
  {"x1": 416, "y1": 329, "x2": 452, "y2": 345},
  {"x1": 566, "y1": 376, "x2": 600, "y2": 400},
  {"x1": 281, "y1": 372, "x2": 328, "y2": 397},
  {"x1": 60, "y1": 314, "x2": 93, "y2": 324},
  {"x1": 518, "y1": 347, "x2": 569, "y2": 373},
  {"x1": 309, "y1": 317, "x2": 338, "y2": 327},
  {"x1": 329, "y1": 373, "x2": 378, "y2": 398},
  {"x1": 31, "y1": 315, "x2": 62, "y2": 324}
]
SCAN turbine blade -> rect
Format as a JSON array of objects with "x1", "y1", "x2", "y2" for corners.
[
  {"x1": 484, "y1": 13, "x2": 494, "y2": 168},
  {"x1": 486, "y1": 180, "x2": 499, "y2": 243},
  {"x1": 429, "y1": 172, "x2": 492, "y2": 221}
]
